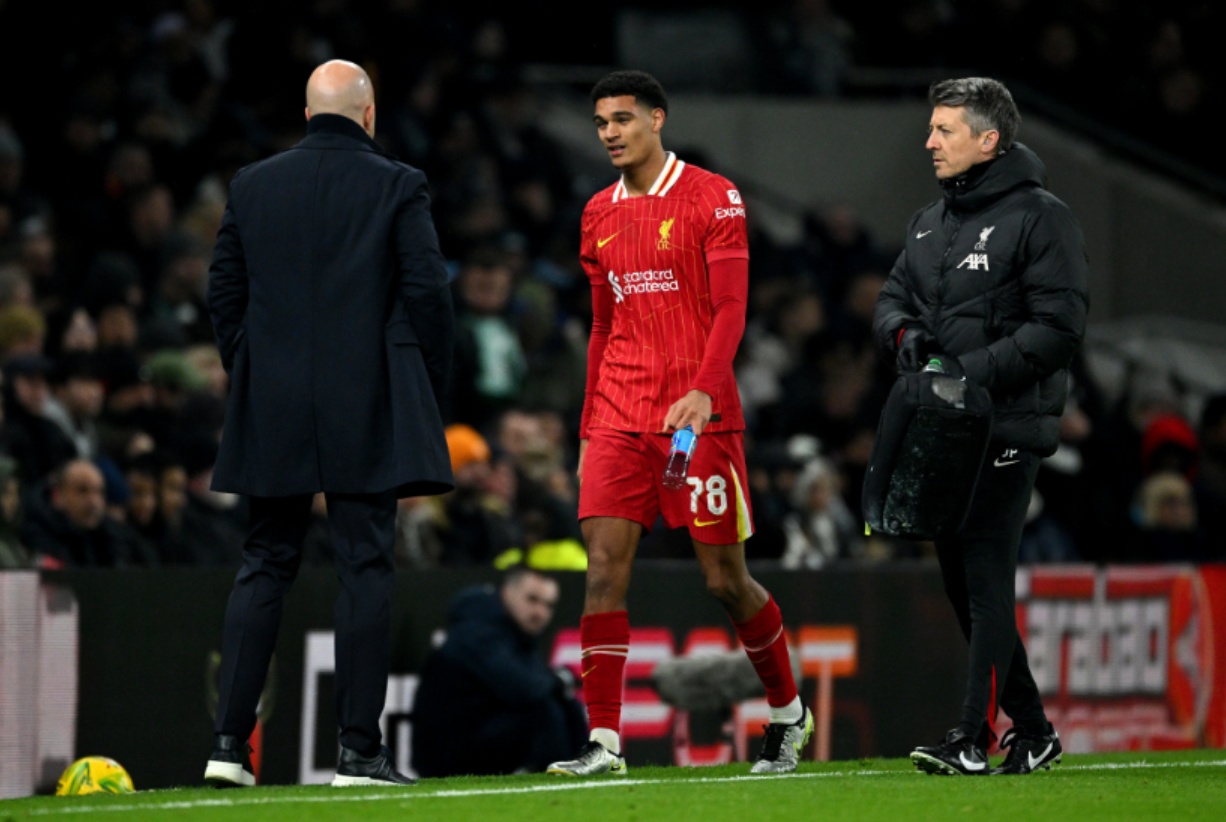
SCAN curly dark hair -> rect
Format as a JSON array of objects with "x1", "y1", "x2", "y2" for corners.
[{"x1": 590, "y1": 69, "x2": 669, "y2": 114}]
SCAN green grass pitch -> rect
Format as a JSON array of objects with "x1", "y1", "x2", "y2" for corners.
[{"x1": 6, "y1": 750, "x2": 1225, "y2": 821}]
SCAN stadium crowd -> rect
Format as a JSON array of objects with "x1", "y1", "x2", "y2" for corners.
[{"x1": 0, "y1": 0, "x2": 1222, "y2": 571}]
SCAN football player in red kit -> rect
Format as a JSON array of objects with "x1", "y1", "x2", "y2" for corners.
[{"x1": 546, "y1": 70, "x2": 812, "y2": 777}]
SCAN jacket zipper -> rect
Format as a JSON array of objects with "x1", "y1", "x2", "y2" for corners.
[{"x1": 934, "y1": 212, "x2": 960, "y2": 339}]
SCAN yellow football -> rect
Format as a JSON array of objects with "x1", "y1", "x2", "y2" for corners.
[{"x1": 55, "y1": 756, "x2": 135, "y2": 796}]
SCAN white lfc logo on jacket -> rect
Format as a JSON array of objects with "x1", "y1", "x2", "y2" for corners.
[{"x1": 958, "y1": 225, "x2": 996, "y2": 270}]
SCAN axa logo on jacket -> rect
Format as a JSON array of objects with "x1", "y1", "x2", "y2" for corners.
[{"x1": 956, "y1": 224, "x2": 996, "y2": 270}]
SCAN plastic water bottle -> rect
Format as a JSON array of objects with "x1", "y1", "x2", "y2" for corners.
[
  {"x1": 662, "y1": 426, "x2": 697, "y2": 490},
  {"x1": 924, "y1": 356, "x2": 967, "y2": 408}
]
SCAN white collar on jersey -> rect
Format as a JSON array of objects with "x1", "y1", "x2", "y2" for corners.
[{"x1": 612, "y1": 151, "x2": 686, "y2": 202}]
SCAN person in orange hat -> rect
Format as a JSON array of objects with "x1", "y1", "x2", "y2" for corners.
[
  {"x1": 446, "y1": 423, "x2": 492, "y2": 476},
  {"x1": 412, "y1": 423, "x2": 518, "y2": 566}
]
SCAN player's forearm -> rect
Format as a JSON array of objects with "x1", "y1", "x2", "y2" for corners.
[
  {"x1": 691, "y1": 256, "x2": 747, "y2": 397},
  {"x1": 691, "y1": 306, "x2": 745, "y2": 398},
  {"x1": 580, "y1": 283, "x2": 613, "y2": 438}
]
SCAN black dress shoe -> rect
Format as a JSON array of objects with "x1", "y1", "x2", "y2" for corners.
[
  {"x1": 204, "y1": 734, "x2": 255, "y2": 787},
  {"x1": 331, "y1": 745, "x2": 417, "y2": 787}
]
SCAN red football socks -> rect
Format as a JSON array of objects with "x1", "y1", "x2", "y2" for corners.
[
  {"x1": 733, "y1": 596, "x2": 799, "y2": 707},
  {"x1": 580, "y1": 610, "x2": 631, "y2": 734}
]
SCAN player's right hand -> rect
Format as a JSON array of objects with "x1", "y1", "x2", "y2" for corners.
[
  {"x1": 576, "y1": 438, "x2": 588, "y2": 485},
  {"x1": 662, "y1": 389, "x2": 713, "y2": 435}
]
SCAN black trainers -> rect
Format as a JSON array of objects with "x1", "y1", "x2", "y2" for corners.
[
  {"x1": 990, "y1": 725, "x2": 1062, "y2": 775},
  {"x1": 910, "y1": 728, "x2": 989, "y2": 776},
  {"x1": 331, "y1": 745, "x2": 417, "y2": 787},
  {"x1": 204, "y1": 734, "x2": 256, "y2": 787}
]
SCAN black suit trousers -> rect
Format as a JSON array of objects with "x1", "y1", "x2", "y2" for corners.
[{"x1": 214, "y1": 490, "x2": 398, "y2": 756}]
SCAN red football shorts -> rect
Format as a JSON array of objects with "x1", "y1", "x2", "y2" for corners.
[{"x1": 578, "y1": 428, "x2": 754, "y2": 545}]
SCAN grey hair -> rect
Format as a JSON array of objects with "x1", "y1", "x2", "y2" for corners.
[{"x1": 928, "y1": 77, "x2": 1021, "y2": 151}]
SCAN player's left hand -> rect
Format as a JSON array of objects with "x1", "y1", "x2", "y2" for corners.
[{"x1": 662, "y1": 390, "x2": 713, "y2": 435}]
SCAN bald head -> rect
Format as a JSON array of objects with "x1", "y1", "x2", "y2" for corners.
[{"x1": 305, "y1": 60, "x2": 376, "y2": 136}]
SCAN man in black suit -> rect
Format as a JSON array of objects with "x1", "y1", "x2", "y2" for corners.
[{"x1": 203, "y1": 59, "x2": 454, "y2": 788}]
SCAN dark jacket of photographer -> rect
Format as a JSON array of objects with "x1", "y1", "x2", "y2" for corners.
[
  {"x1": 411, "y1": 584, "x2": 575, "y2": 777},
  {"x1": 874, "y1": 143, "x2": 1090, "y2": 456}
]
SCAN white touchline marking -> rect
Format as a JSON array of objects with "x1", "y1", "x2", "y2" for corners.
[{"x1": 23, "y1": 759, "x2": 1226, "y2": 816}]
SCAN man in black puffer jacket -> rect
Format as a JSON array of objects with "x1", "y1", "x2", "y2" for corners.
[{"x1": 873, "y1": 77, "x2": 1089, "y2": 777}]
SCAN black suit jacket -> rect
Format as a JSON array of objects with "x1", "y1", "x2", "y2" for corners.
[{"x1": 207, "y1": 114, "x2": 455, "y2": 497}]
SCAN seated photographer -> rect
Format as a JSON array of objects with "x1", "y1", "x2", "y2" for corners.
[{"x1": 411, "y1": 566, "x2": 586, "y2": 776}]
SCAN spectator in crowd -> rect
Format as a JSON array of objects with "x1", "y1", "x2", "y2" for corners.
[
  {"x1": 406, "y1": 423, "x2": 520, "y2": 567},
  {"x1": 0, "y1": 124, "x2": 51, "y2": 239},
  {"x1": 495, "y1": 409, "x2": 581, "y2": 540},
  {"x1": 1140, "y1": 411, "x2": 1200, "y2": 482},
  {"x1": 44, "y1": 350, "x2": 106, "y2": 460},
  {"x1": 0, "y1": 453, "x2": 28, "y2": 568},
  {"x1": 736, "y1": 283, "x2": 826, "y2": 435},
  {"x1": 1196, "y1": 392, "x2": 1226, "y2": 542},
  {"x1": 122, "y1": 449, "x2": 166, "y2": 561},
  {"x1": 0, "y1": 261, "x2": 34, "y2": 309},
  {"x1": 0, "y1": 302, "x2": 46, "y2": 361},
  {"x1": 44, "y1": 304, "x2": 98, "y2": 360},
  {"x1": 146, "y1": 233, "x2": 215, "y2": 346},
  {"x1": 411, "y1": 566, "x2": 586, "y2": 777},
  {"x1": 1018, "y1": 488, "x2": 1080, "y2": 565},
  {"x1": 780, "y1": 454, "x2": 860, "y2": 569},
  {"x1": 514, "y1": 273, "x2": 589, "y2": 423},
  {"x1": 1029, "y1": 351, "x2": 1112, "y2": 562},
  {"x1": 1125, "y1": 470, "x2": 1208, "y2": 563},
  {"x1": 174, "y1": 432, "x2": 245, "y2": 566},
  {"x1": 93, "y1": 297, "x2": 143, "y2": 353},
  {"x1": 449, "y1": 243, "x2": 528, "y2": 431},
  {"x1": 1, "y1": 353, "x2": 78, "y2": 487},
  {"x1": 153, "y1": 450, "x2": 192, "y2": 564},
  {"x1": 135, "y1": 346, "x2": 210, "y2": 451},
  {"x1": 18, "y1": 457, "x2": 149, "y2": 568}
]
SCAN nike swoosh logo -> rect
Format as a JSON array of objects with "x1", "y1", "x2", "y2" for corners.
[
  {"x1": 597, "y1": 230, "x2": 623, "y2": 248},
  {"x1": 959, "y1": 751, "x2": 986, "y2": 771},
  {"x1": 916, "y1": 230, "x2": 932, "y2": 238},
  {"x1": 993, "y1": 458, "x2": 1020, "y2": 467},
  {"x1": 694, "y1": 518, "x2": 722, "y2": 527},
  {"x1": 581, "y1": 666, "x2": 596, "y2": 678},
  {"x1": 1027, "y1": 743, "x2": 1053, "y2": 770}
]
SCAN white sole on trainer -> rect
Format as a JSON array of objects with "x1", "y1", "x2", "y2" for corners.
[
  {"x1": 910, "y1": 751, "x2": 981, "y2": 776},
  {"x1": 204, "y1": 760, "x2": 255, "y2": 787},
  {"x1": 544, "y1": 765, "x2": 628, "y2": 777},
  {"x1": 330, "y1": 774, "x2": 415, "y2": 787}
]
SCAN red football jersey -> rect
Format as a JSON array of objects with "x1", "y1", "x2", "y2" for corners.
[{"x1": 579, "y1": 153, "x2": 748, "y2": 435}]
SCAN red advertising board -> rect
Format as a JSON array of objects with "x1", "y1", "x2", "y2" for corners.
[{"x1": 1016, "y1": 564, "x2": 1226, "y2": 751}]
